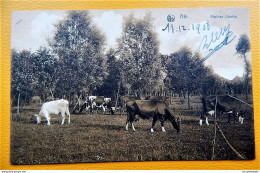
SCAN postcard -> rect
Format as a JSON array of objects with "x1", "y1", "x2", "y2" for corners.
[{"x1": 10, "y1": 7, "x2": 254, "y2": 164}]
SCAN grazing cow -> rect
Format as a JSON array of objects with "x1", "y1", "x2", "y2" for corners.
[
  {"x1": 104, "y1": 98, "x2": 114, "y2": 115},
  {"x1": 239, "y1": 114, "x2": 244, "y2": 124},
  {"x1": 120, "y1": 95, "x2": 140, "y2": 115},
  {"x1": 78, "y1": 100, "x2": 91, "y2": 114},
  {"x1": 90, "y1": 96, "x2": 106, "y2": 114},
  {"x1": 200, "y1": 97, "x2": 210, "y2": 126},
  {"x1": 237, "y1": 110, "x2": 247, "y2": 124},
  {"x1": 225, "y1": 110, "x2": 236, "y2": 124},
  {"x1": 199, "y1": 110, "x2": 213, "y2": 126},
  {"x1": 126, "y1": 100, "x2": 180, "y2": 133},
  {"x1": 205, "y1": 95, "x2": 246, "y2": 124},
  {"x1": 200, "y1": 110, "x2": 215, "y2": 126},
  {"x1": 88, "y1": 96, "x2": 97, "y2": 103},
  {"x1": 34, "y1": 99, "x2": 71, "y2": 126},
  {"x1": 88, "y1": 96, "x2": 97, "y2": 113},
  {"x1": 72, "y1": 98, "x2": 88, "y2": 114}
]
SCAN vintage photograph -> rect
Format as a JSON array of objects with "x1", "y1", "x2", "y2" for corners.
[{"x1": 10, "y1": 7, "x2": 255, "y2": 164}]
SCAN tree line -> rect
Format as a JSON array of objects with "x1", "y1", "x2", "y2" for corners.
[{"x1": 11, "y1": 11, "x2": 252, "y2": 108}]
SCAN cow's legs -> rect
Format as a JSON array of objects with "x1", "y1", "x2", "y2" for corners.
[
  {"x1": 125, "y1": 120, "x2": 129, "y2": 131},
  {"x1": 241, "y1": 117, "x2": 244, "y2": 124},
  {"x1": 151, "y1": 117, "x2": 157, "y2": 133},
  {"x1": 131, "y1": 122, "x2": 136, "y2": 132},
  {"x1": 160, "y1": 118, "x2": 166, "y2": 132},
  {"x1": 45, "y1": 113, "x2": 51, "y2": 126},
  {"x1": 61, "y1": 112, "x2": 65, "y2": 125},
  {"x1": 206, "y1": 116, "x2": 209, "y2": 125},
  {"x1": 66, "y1": 109, "x2": 71, "y2": 124},
  {"x1": 102, "y1": 105, "x2": 106, "y2": 114},
  {"x1": 43, "y1": 110, "x2": 51, "y2": 126},
  {"x1": 47, "y1": 116, "x2": 51, "y2": 126},
  {"x1": 126, "y1": 113, "x2": 136, "y2": 132},
  {"x1": 200, "y1": 113, "x2": 203, "y2": 126},
  {"x1": 199, "y1": 119, "x2": 203, "y2": 126},
  {"x1": 126, "y1": 119, "x2": 136, "y2": 132},
  {"x1": 125, "y1": 113, "x2": 130, "y2": 130},
  {"x1": 233, "y1": 114, "x2": 236, "y2": 124},
  {"x1": 227, "y1": 114, "x2": 231, "y2": 124}
]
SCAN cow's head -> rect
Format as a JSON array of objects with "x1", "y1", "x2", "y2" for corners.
[
  {"x1": 34, "y1": 114, "x2": 41, "y2": 124},
  {"x1": 175, "y1": 117, "x2": 181, "y2": 133}
]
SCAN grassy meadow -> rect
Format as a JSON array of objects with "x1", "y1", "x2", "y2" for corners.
[{"x1": 10, "y1": 96, "x2": 255, "y2": 164}]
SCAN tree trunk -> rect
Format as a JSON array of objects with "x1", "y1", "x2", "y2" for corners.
[
  {"x1": 115, "y1": 82, "x2": 121, "y2": 108},
  {"x1": 187, "y1": 92, "x2": 190, "y2": 110},
  {"x1": 11, "y1": 95, "x2": 16, "y2": 107},
  {"x1": 182, "y1": 90, "x2": 186, "y2": 99},
  {"x1": 50, "y1": 88, "x2": 54, "y2": 101},
  {"x1": 211, "y1": 95, "x2": 218, "y2": 160},
  {"x1": 17, "y1": 93, "x2": 20, "y2": 114},
  {"x1": 243, "y1": 53, "x2": 249, "y2": 100}
]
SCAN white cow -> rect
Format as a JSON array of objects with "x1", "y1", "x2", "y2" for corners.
[{"x1": 34, "y1": 99, "x2": 71, "y2": 126}]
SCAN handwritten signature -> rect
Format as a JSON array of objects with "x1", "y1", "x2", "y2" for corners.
[{"x1": 199, "y1": 24, "x2": 236, "y2": 62}]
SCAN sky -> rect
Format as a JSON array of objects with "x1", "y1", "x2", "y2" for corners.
[{"x1": 11, "y1": 7, "x2": 251, "y2": 80}]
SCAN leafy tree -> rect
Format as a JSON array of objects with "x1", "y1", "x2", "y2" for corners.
[
  {"x1": 117, "y1": 13, "x2": 162, "y2": 96},
  {"x1": 31, "y1": 46, "x2": 58, "y2": 100},
  {"x1": 96, "y1": 48, "x2": 121, "y2": 99},
  {"x1": 236, "y1": 34, "x2": 251, "y2": 100},
  {"x1": 200, "y1": 67, "x2": 226, "y2": 96},
  {"x1": 11, "y1": 49, "x2": 35, "y2": 107},
  {"x1": 50, "y1": 10, "x2": 106, "y2": 98},
  {"x1": 165, "y1": 47, "x2": 207, "y2": 109}
]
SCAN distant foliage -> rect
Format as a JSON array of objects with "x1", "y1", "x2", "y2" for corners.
[
  {"x1": 11, "y1": 49, "x2": 35, "y2": 104},
  {"x1": 165, "y1": 48, "x2": 205, "y2": 93},
  {"x1": 165, "y1": 47, "x2": 209, "y2": 108},
  {"x1": 96, "y1": 48, "x2": 121, "y2": 99},
  {"x1": 50, "y1": 11, "x2": 107, "y2": 97},
  {"x1": 236, "y1": 34, "x2": 250, "y2": 55},
  {"x1": 236, "y1": 34, "x2": 251, "y2": 100},
  {"x1": 31, "y1": 46, "x2": 58, "y2": 100},
  {"x1": 10, "y1": 11, "x2": 251, "y2": 107},
  {"x1": 117, "y1": 13, "x2": 162, "y2": 96}
]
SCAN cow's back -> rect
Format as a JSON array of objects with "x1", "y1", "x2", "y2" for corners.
[
  {"x1": 95, "y1": 96, "x2": 104, "y2": 105},
  {"x1": 121, "y1": 96, "x2": 138, "y2": 103},
  {"x1": 135, "y1": 100, "x2": 167, "y2": 115},
  {"x1": 40, "y1": 99, "x2": 69, "y2": 115}
]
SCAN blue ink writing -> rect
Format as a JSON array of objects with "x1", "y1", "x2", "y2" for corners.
[{"x1": 200, "y1": 24, "x2": 236, "y2": 62}]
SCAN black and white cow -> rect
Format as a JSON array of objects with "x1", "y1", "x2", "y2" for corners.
[
  {"x1": 104, "y1": 98, "x2": 114, "y2": 115},
  {"x1": 201, "y1": 95, "x2": 248, "y2": 125}
]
